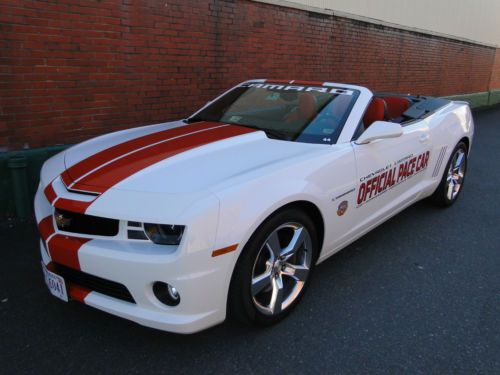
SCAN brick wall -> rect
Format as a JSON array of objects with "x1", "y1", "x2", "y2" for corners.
[
  {"x1": 490, "y1": 49, "x2": 500, "y2": 90},
  {"x1": 0, "y1": 0, "x2": 496, "y2": 150}
]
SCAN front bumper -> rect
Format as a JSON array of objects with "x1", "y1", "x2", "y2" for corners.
[
  {"x1": 35, "y1": 182, "x2": 235, "y2": 334},
  {"x1": 39, "y1": 239, "x2": 228, "y2": 333}
]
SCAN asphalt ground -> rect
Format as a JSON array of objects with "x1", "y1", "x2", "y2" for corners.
[{"x1": 1, "y1": 107, "x2": 499, "y2": 374}]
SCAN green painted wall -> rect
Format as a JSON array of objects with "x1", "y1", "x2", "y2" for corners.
[
  {"x1": 443, "y1": 90, "x2": 500, "y2": 109},
  {"x1": 0, "y1": 146, "x2": 68, "y2": 218},
  {"x1": 443, "y1": 91, "x2": 489, "y2": 108},
  {"x1": 488, "y1": 89, "x2": 500, "y2": 106}
]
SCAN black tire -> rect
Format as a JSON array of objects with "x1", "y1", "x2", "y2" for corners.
[
  {"x1": 430, "y1": 141, "x2": 468, "y2": 207},
  {"x1": 228, "y1": 208, "x2": 318, "y2": 326}
]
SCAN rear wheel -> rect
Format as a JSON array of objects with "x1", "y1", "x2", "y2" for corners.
[
  {"x1": 430, "y1": 141, "x2": 468, "y2": 206},
  {"x1": 228, "y1": 208, "x2": 318, "y2": 325}
]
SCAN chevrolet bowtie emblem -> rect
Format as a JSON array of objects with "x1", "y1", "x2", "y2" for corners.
[{"x1": 55, "y1": 213, "x2": 72, "y2": 228}]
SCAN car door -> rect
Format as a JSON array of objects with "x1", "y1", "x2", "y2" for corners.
[{"x1": 351, "y1": 120, "x2": 432, "y2": 232}]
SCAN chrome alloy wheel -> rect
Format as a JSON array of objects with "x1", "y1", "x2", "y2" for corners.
[
  {"x1": 446, "y1": 148, "x2": 466, "y2": 201},
  {"x1": 251, "y1": 222, "x2": 312, "y2": 316}
]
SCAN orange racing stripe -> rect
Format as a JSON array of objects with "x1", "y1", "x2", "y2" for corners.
[
  {"x1": 53, "y1": 198, "x2": 94, "y2": 214},
  {"x1": 71, "y1": 124, "x2": 256, "y2": 194},
  {"x1": 47, "y1": 234, "x2": 91, "y2": 270},
  {"x1": 64, "y1": 121, "x2": 221, "y2": 184},
  {"x1": 44, "y1": 123, "x2": 256, "y2": 214},
  {"x1": 44, "y1": 183, "x2": 57, "y2": 204},
  {"x1": 67, "y1": 283, "x2": 91, "y2": 302},
  {"x1": 38, "y1": 216, "x2": 55, "y2": 241}
]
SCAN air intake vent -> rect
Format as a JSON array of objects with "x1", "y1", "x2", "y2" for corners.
[{"x1": 54, "y1": 263, "x2": 135, "y2": 303}]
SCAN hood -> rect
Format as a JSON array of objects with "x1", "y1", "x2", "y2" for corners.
[{"x1": 62, "y1": 121, "x2": 324, "y2": 195}]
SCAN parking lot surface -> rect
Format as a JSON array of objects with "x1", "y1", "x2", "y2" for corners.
[{"x1": 1, "y1": 107, "x2": 499, "y2": 374}]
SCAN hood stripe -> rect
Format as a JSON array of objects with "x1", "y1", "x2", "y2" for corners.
[
  {"x1": 64, "y1": 121, "x2": 225, "y2": 184},
  {"x1": 70, "y1": 124, "x2": 256, "y2": 194},
  {"x1": 54, "y1": 197, "x2": 94, "y2": 213},
  {"x1": 44, "y1": 183, "x2": 57, "y2": 204},
  {"x1": 68, "y1": 123, "x2": 229, "y2": 190}
]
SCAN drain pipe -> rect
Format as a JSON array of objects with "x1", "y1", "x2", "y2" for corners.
[{"x1": 8, "y1": 155, "x2": 31, "y2": 218}]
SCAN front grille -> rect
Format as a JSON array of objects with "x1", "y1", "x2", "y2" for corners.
[
  {"x1": 54, "y1": 208, "x2": 119, "y2": 236},
  {"x1": 54, "y1": 263, "x2": 135, "y2": 303}
]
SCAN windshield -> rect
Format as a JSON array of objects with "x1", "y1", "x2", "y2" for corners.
[{"x1": 188, "y1": 82, "x2": 359, "y2": 144}]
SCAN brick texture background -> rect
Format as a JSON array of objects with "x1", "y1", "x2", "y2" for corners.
[
  {"x1": 489, "y1": 49, "x2": 500, "y2": 90},
  {"x1": 0, "y1": 0, "x2": 497, "y2": 150}
]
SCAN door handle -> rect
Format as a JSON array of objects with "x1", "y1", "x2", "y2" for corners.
[{"x1": 419, "y1": 134, "x2": 430, "y2": 143}]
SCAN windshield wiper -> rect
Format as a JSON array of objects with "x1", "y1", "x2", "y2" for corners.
[
  {"x1": 183, "y1": 120, "x2": 289, "y2": 140},
  {"x1": 183, "y1": 117, "x2": 205, "y2": 124},
  {"x1": 262, "y1": 128, "x2": 290, "y2": 140}
]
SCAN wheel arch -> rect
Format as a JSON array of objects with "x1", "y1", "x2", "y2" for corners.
[
  {"x1": 228, "y1": 199, "x2": 325, "y2": 279},
  {"x1": 459, "y1": 136, "x2": 470, "y2": 153},
  {"x1": 271, "y1": 200, "x2": 325, "y2": 253},
  {"x1": 225, "y1": 199, "x2": 325, "y2": 319}
]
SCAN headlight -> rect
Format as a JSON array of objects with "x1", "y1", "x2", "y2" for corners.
[{"x1": 143, "y1": 223, "x2": 185, "y2": 245}]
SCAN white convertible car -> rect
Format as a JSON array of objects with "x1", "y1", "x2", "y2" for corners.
[{"x1": 35, "y1": 80, "x2": 473, "y2": 333}]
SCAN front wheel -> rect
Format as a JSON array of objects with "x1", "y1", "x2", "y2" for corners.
[
  {"x1": 228, "y1": 208, "x2": 318, "y2": 326},
  {"x1": 430, "y1": 141, "x2": 468, "y2": 206}
]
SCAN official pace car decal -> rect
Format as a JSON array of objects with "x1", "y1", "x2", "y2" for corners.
[{"x1": 357, "y1": 151, "x2": 430, "y2": 206}]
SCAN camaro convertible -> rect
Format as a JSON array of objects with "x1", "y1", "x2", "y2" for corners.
[{"x1": 35, "y1": 80, "x2": 473, "y2": 333}]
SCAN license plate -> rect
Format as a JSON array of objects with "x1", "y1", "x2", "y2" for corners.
[{"x1": 42, "y1": 262, "x2": 68, "y2": 302}]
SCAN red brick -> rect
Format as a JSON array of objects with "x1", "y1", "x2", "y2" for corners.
[
  {"x1": 490, "y1": 49, "x2": 500, "y2": 89},
  {"x1": 0, "y1": 0, "x2": 496, "y2": 150}
]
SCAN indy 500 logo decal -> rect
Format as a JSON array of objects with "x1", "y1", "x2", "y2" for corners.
[{"x1": 357, "y1": 151, "x2": 430, "y2": 206}]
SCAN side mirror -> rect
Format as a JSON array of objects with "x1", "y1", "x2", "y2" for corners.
[{"x1": 355, "y1": 121, "x2": 403, "y2": 145}]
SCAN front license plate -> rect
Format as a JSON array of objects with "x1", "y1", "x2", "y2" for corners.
[{"x1": 42, "y1": 262, "x2": 68, "y2": 302}]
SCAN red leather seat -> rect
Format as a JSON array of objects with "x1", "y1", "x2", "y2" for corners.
[
  {"x1": 286, "y1": 93, "x2": 316, "y2": 122},
  {"x1": 363, "y1": 98, "x2": 387, "y2": 129},
  {"x1": 384, "y1": 96, "x2": 411, "y2": 120}
]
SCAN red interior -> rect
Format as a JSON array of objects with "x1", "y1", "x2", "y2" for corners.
[
  {"x1": 384, "y1": 96, "x2": 411, "y2": 119},
  {"x1": 363, "y1": 98, "x2": 387, "y2": 129}
]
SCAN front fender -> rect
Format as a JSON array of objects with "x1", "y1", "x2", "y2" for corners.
[
  {"x1": 211, "y1": 175, "x2": 328, "y2": 319},
  {"x1": 40, "y1": 150, "x2": 66, "y2": 187}
]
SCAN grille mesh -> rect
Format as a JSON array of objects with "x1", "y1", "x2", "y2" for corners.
[{"x1": 54, "y1": 209, "x2": 119, "y2": 236}]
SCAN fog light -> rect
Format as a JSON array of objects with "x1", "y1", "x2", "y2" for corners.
[
  {"x1": 153, "y1": 281, "x2": 180, "y2": 306},
  {"x1": 168, "y1": 285, "x2": 179, "y2": 299}
]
